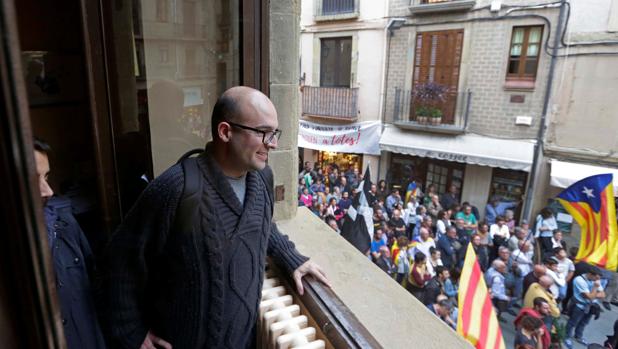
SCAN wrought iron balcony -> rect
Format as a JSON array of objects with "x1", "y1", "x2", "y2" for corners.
[
  {"x1": 314, "y1": 0, "x2": 359, "y2": 21},
  {"x1": 392, "y1": 87, "x2": 471, "y2": 134},
  {"x1": 409, "y1": 0, "x2": 476, "y2": 14},
  {"x1": 302, "y1": 86, "x2": 358, "y2": 121}
]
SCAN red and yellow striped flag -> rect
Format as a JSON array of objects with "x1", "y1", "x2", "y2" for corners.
[
  {"x1": 557, "y1": 174, "x2": 618, "y2": 270},
  {"x1": 457, "y1": 244, "x2": 505, "y2": 349}
]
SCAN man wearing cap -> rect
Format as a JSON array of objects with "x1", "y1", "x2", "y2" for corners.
[{"x1": 565, "y1": 267, "x2": 606, "y2": 347}]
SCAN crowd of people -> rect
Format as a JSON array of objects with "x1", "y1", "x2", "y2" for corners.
[{"x1": 299, "y1": 161, "x2": 618, "y2": 349}]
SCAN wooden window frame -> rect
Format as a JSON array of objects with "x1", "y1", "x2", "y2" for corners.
[
  {"x1": 506, "y1": 25, "x2": 543, "y2": 83},
  {"x1": 319, "y1": 36, "x2": 353, "y2": 88}
]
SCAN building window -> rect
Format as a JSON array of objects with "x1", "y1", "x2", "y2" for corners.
[
  {"x1": 321, "y1": 0, "x2": 355, "y2": 15},
  {"x1": 156, "y1": 0, "x2": 169, "y2": 22},
  {"x1": 507, "y1": 26, "x2": 543, "y2": 81},
  {"x1": 320, "y1": 37, "x2": 352, "y2": 87},
  {"x1": 411, "y1": 30, "x2": 463, "y2": 124}
]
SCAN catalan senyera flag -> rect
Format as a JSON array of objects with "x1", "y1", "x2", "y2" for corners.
[
  {"x1": 457, "y1": 244, "x2": 506, "y2": 349},
  {"x1": 556, "y1": 173, "x2": 618, "y2": 271}
]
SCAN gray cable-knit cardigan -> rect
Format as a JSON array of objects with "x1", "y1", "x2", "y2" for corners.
[{"x1": 100, "y1": 148, "x2": 308, "y2": 349}]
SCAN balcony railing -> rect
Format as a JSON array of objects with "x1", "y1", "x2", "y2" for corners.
[
  {"x1": 302, "y1": 86, "x2": 358, "y2": 121},
  {"x1": 315, "y1": 0, "x2": 359, "y2": 21},
  {"x1": 409, "y1": 0, "x2": 476, "y2": 14},
  {"x1": 392, "y1": 87, "x2": 471, "y2": 134}
]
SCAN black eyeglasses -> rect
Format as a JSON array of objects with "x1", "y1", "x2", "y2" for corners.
[{"x1": 226, "y1": 121, "x2": 282, "y2": 145}]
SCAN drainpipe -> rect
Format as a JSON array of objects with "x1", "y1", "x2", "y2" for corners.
[
  {"x1": 377, "y1": 17, "x2": 405, "y2": 181},
  {"x1": 521, "y1": 0, "x2": 567, "y2": 221}
]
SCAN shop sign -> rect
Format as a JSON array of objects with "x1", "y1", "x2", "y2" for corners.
[
  {"x1": 424, "y1": 151, "x2": 468, "y2": 163},
  {"x1": 298, "y1": 120, "x2": 381, "y2": 155}
]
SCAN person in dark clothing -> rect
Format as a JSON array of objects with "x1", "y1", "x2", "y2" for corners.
[
  {"x1": 100, "y1": 87, "x2": 330, "y2": 349},
  {"x1": 34, "y1": 139, "x2": 106, "y2": 349},
  {"x1": 424, "y1": 266, "x2": 449, "y2": 305},
  {"x1": 440, "y1": 184, "x2": 459, "y2": 211},
  {"x1": 523, "y1": 265, "x2": 547, "y2": 298},
  {"x1": 438, "y1": 226, "x2": 463, "y2": 269}
]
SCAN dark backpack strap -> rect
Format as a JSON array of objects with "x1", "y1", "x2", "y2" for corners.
[
  {"x1": 173, "y1": 152, "x2": 204, "y2": 233},
  {"x1": 257, "y1": 166, "x2": 275, "y2": 216}
]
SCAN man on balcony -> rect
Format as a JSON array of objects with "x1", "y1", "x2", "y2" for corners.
[{"x1": 100, "y1": 86, "x2": 330, "y2": 349}]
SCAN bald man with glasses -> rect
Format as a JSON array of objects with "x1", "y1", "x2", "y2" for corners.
[{"x1": 101, "y1": 86, "x2": 330, "y2": 349}]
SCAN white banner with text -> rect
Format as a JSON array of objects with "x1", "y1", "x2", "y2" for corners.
[{"x1": 298, "y1": 120, "x2": 382, "y2": 155}]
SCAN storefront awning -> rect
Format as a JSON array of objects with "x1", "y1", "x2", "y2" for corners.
[
  {"x1": 550, "y1": 159, "x2": 618, "y2": 192},
  {"x1": 379, "y1": 126, "x2": 535, "y2": 171}
]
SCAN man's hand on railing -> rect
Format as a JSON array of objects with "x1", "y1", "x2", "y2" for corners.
[{"x1": 292, "y1": 260, "x2": 332, "y2": 295}]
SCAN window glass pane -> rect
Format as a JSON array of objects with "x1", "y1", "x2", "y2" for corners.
[
  {"x1": 510, "y1": 44, "x2": 522, "y2": 56},
  {"x1": 527, "y1": 43, "x2": 539, "y2": 57},
  {"x1": 320, "y1": 37, "x2": 352, "y2": 87},
  {"x1": 529, "y1": 27, "x2": 542, "y2": 43},
  {"x1": 110, "y1": 0, "x2": 241, "y2": 179},
  {"x1": 508, "y1": 60, "x2": 520, "y2": 74},
  {"x1": 512, "y1": 28, "x2": 524, "y2": 44},
  {"x1": 525, "y1": 59, "x2": 537, "y2": 75}
]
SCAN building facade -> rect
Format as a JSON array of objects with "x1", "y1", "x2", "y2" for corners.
[
  {"x1": 298, "y1": 0, "x2": 389, "y2": 178},
  {"x1": 381, "y1": 0, "x2": 563, "y2": 221}
]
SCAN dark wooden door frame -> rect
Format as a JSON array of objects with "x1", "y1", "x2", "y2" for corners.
[
  {"x1": 0, "y1": 0, "x2": 65, "y2": 347},
  {"x1": 242, "y1": 0, "x2": 270, "y2": 94}
]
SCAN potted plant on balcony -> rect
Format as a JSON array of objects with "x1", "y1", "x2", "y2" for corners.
[{"x1": 412, "y1": 82, "x2": 449, "y2": 125}]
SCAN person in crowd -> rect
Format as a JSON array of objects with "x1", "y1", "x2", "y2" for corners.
[
  {"x1": 424, "y1": 266, "x2": 450, "y2": 305},
  {"x1": 455, "y1": 204, "x2": 478, "y2": 237},
  {"x1": 374, "y1": 246, "x2": 396, "y2": 276},
  {"x1": 490, "y1": 215, "x2": 511, "y2": 258},
  {"x1": 554, "y1": 247, "x2": 575, "y2": 295},
  {"x1": 495, "y1": 246, "x2": 523, "y2": 303},
  {"x1": 509, "y1": 227, "x2": 528, "y2": 252},
  {"x1": 427, "y1": 194, "x2": 443, "y2": 221},
  {"x1": 514, "y1": 297, "x2": 553, "y2": 349},
  {"x1": 411, "y1": 227, "x2": 436, "y2": 261},
  {"x1": 298, "y1": 161, "x2": 315, "y2": 182},
  {"x1": 565, "y1": 267, "x2": 605, "y2": 347},
  {"x1": 438, "y1": 226, "x2": 463, "y2": 270},
  {"x1": 403, "y1": 200, "x2": 419, "y2": 239},
  {"x1": 100, "y1": 86, "x2": 329, "y2": 348},
  {"x1": 376, "y1": 179, "x2": 388, "y2": 201},
  {"x1": 524, "y1": 265, "x2": 547, "y2": 297},
  {"x1": 535, "y1": 207, "x2": 558, "y2": 258},
  {"x1": 310, "y1": 177, "x2": 325, "y2": 195},
  {"x1": 461, "y1": 201, "x2": 480, "y2": 221},
  {"x1": 34, "y1": 139, "x2": 106, "y2": 349},
  {"x1": 395, "y1": 237, "x2": 411, "y2": 285},
  {"x1": 386, "y1": 188, "x2": 403, "y2": 215},
  {"x1": 325, "y1": 215, "x2": 340, "y2": 234},
  {"x1": 328, "y1": 167, "x2": 339, "y2": 192},
  {"x1": 427, "y1": 299, "x2": 457, "y2": 330},
  {"x1": 423, "y1": 183, "x2": 438, "y2": 206},
  {"x1": 477, "y1": 220, "x2": 493, "y2": 257},
  {"x1": 486, "y1": 260, "x2": 513, "y2": 321},
  {"x1": 471, "y1": 233, "x2": 489, "y2": 272},
  {"x1": 435, "y1": 209, "x2": 451, "y2": 240},
  {"x1": 444, "y1": 268, "x2": 459, "y2": 302},
  {"x1": 315, "y1": 185, "x2": 329, "y2": 205},
  {"x1": 512, "y1": 241, "x2": 535, "y2": 280},
  {"x1": 413, "y1": 207, "x2": 430, "y2": 238},
  {"x1": 426, "y1": 247, "x2": 444, "y2": 277},
  {"x1": 523, "y1": 276, "x2": 560, "y2": 319},
  {"x1": 551, "y1": 230, "x2": 567, "y2": 251},
  {"x1": 370, "y1": 228, "x2": 387, "y2": 261},
  {"x1": 367, "y1": 183, "x2": 378, "y2": 208},
  {"x1": 485, "y1": 196, "x2": 519, "y2": 225},
  {"x1": 505, "y1": 210, "x2": 516, "y2": 234},
  {"x1": 311, "y1": 201, "x2": 325, "y2": 218},
  {"x1": 337, "y1": 190, "x2": 352, "y2": 212},
  {"x1": 372, "y1": 207, "x2": 387, "y2": 231},
  {"x1": 544, "y1": 257, "x2": 566, "y2": 300},
  {"x1": 603, "y1": 271, "x2": 618, "y2": 310},
  {"x1": 407, "y1": 252, "x2": 432, "y2": 301},
  {"x1": 440, "y1": 184, "x2": 459, "y2": 212},
  {"x1": 514, "y1": 315, "x2": 545, "y2": 349},
  {"x1": 453, "y1": 217, "x2": 469, "y2": 245},
  {"x1": 388, "y1": 208, "x2": 407, "y2": 238},
  {"x1": 299, "y1": 187, "x2": 313, "y2": 207}
]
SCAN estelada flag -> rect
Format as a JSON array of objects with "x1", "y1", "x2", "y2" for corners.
[
  {"x1": 404, "y1": 181, "x2": 418, "y2": 204},
  {"x1": 457, "y1": 244, "x2": 505, "y2": 349},
  {"x1": 557, "y1": 173, "x2": 618, "y2": 271}
]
